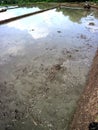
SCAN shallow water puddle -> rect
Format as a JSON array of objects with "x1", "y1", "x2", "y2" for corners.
[{"x1": 0, "y1": 7, "x2": 98, "y2": 130}]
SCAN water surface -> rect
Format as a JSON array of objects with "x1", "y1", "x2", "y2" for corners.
[
  {"x1": 0, "y1": 7, "x2": 40, "y2": 21},
  {"x1": 0, "y1": 6, "x2": 98, "y2": 130}
]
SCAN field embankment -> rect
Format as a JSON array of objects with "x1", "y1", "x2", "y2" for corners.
[{"x1": 70, "y1": 49, "x2": 98, "y2": 130}]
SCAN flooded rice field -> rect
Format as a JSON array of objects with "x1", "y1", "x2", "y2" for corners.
[
  {"x1": 0, "y1": 5, "x2": 98, "y2": 130},
  {"x1": 0, "y1": 7, "x2": 40, "y2": 21}
]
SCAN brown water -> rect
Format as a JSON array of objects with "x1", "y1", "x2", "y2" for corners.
[{"x1": 0, "y1": 6, "x2": 98, "y2": 130}]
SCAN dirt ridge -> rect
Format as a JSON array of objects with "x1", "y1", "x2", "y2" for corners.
[{"x1": 70, "y1": 50, "x2": 98, "y2": 130}]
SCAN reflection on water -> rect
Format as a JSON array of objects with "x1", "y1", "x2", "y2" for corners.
[
  {"x1": 57, "y1": 7, "x2": 93, "y2": 23},
  {"x1": 0, "y1": 7, "x2": 40, "y2": 21},
  {"x1": 0, "y1": 7, "x2": 98, "y2": 59},
  {"x1": 7, "y1": 9, "x2": 72, "y2": 39},
  {"x1": 81, "y1": 13, "x2": 98, "y2": 32},
  {"x1": 5, "y1": 8, "x2": 98, "y2": 40},
  {"x1": 57, "y1": 7, "x2": 98, "y2": 32}
]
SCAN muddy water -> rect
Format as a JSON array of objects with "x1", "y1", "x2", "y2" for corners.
[{"x1": 0, "y1": 6, "x2": 98, "y2": 130}]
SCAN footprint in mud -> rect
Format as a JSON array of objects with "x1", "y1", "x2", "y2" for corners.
[{"x1": 48, "y1": 64, "x2": 62, "y2": 81}]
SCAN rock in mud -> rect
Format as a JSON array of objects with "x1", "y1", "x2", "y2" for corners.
[
  {"x1": 57, "y1": 31, "x2": 61, "y2": 33},
  {"x1": 15, "y1": 109, "x2": 19, "y2": 114},
  {"x1": 53, "y1": 64, "x2": 62, "y2": 71},
  {"x1": 89, "y1": 22, "x2": 95, "y2": 26},
  {"x1": 89, "y1": 122, "x2": 98, "y2": 130},
  {"x1": 75, "y1": 49, "x2": 79, "y2": 52}
]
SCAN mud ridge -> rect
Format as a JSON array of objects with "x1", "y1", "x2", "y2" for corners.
[{"x1": 70, "y1": 49, "x2": 98, "y2": 130}]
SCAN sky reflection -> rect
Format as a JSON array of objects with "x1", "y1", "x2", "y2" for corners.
[
  {"x1": 0, "y1": 7, "x2": 40, "y2": 21},
  {"x1": 0, "y1": 7, "x2": 98, "y2": 64},
  {"x1": 81, "y1": 13, "x2": 98, "y2": 33},
  {"x1": 6, "y1": 9, "x2": 74, "y2": 39}
]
